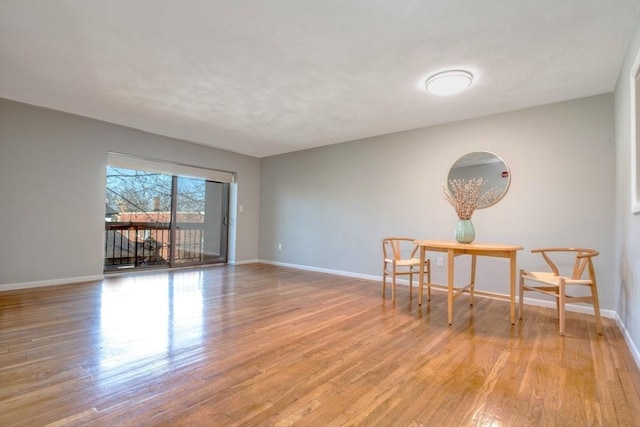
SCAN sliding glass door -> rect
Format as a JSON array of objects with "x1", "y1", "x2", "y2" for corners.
[
  {"x1": 105, "y1": 166, "x2": 229, "y2": 272},
  {"x1": 173, "y1": 177, "x2": 228, "y2": 266}
]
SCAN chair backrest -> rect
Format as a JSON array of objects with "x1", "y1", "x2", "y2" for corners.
[
  {"x1": 532, "y1": 247, "x2": 599, "y2": 280},
  {"x1": 382, "y1": 237, "x2": 419, "y2": 261}
]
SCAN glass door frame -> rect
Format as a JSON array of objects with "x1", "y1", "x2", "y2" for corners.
[{"x1": 168, "y1": 176, "x2": 230, "y2": 268}]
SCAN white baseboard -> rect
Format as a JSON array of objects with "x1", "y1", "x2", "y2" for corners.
[
  {"x1": 0, "y1": 275, "x2": 104, "y2": 292},
  {"x1": 258, "y1": 259, "x2": 379, "y2": 281},
  {"x1": 229, "y1": 259, "x2": 259, "y2": 265},
  {"x1": 519, "y1": 295, "x2": 617, "y2": 319},
  {"x1": 614, "y1": 314, "x2": 640, "y2": 369}
]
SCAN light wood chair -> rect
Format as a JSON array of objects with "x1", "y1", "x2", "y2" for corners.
[
  {"x1": 519, "y1": 248, "x2": 603, "y2": 335},
  {"x1": 382, "y1": 237, "x2": 431, "y2": 302}
]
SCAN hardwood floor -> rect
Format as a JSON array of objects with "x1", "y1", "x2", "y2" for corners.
[{"x1": 1, "y1": 264, "x2": 639, "y2": 426}]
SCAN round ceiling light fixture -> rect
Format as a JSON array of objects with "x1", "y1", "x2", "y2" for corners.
[{"x1": 425, "y1": 70, "x2": 473, "y2": 96}]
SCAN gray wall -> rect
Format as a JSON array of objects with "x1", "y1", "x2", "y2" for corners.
[
  {"x1": 0, "y1": 99, "x2": 261, "y2": 286},
  {"x1": 614, "y1": 21, "x2": 640, "y2": 356},
  {"x1": 259, "y1": 94, "x2": 616, "y2": 309}
]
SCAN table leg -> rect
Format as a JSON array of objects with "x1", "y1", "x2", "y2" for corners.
[
  {"x1": 470, "y1": 254, "x2": 477, "y2": 306},
  {"x1": 510, "y1": 251, "x2": 516, "y2": 325},
  {"x1": 418, "y1": 246, "x2": 425, "y2": 306},
  {"x1": 448, "y1": 248, "x2": 454, "y2": 325}
]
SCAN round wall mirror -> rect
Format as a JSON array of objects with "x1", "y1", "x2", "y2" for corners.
[{"x1": 447, "y1": 151, "x2": 510, "y2": 208}]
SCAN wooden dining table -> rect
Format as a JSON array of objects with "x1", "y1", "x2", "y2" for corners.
[{"x1": 414, "y1": 240, "x2": 524, "y2": 325}]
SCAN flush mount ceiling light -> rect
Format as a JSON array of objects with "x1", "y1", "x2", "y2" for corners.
[{"x1": 425, "y1": 70, "x2": 473, "y2": 96}]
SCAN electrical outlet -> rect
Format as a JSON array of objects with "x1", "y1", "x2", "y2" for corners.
[
  {"x1": 436, "y1": 257, "x2": 444, "y2": 267},
  {"x1": 278, "y1": 243, "x2": 282, "y2": 250}
]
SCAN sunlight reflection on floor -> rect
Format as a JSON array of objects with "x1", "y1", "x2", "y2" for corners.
[{"x1": 98, "y1": 271, "x2": 205, "y2": 376}]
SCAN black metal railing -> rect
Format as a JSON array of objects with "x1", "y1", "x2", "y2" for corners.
[{"x1": 104, "y1": 222, "x2": 206, "y2": 271}]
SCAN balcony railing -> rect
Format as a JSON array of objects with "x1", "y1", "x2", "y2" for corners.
[{"x1": 104, "y1": 222, "x2": 206, "y2": 271}]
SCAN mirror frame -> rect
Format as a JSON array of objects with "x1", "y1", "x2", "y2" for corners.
[{"x1": 447, "y1": 150, "x2": 511, "y2": 209}]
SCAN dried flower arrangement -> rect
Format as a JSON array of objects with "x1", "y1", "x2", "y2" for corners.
[{"x1": 441, "y1": 177, "x2": 501, "y2": 220}]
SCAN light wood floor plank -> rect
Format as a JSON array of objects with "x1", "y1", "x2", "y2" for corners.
[{"x1": 1, "y1": 264, "x2": 639, "y2": 426}]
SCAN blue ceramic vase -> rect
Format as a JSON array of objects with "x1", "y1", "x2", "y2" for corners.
[{"x1": 455, "y1": 219, "x2": 475, "y2": 243}]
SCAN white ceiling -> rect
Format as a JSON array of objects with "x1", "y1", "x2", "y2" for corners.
[{"x1": 1, "y1": 1, "x2": 639, "y2": 158}]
